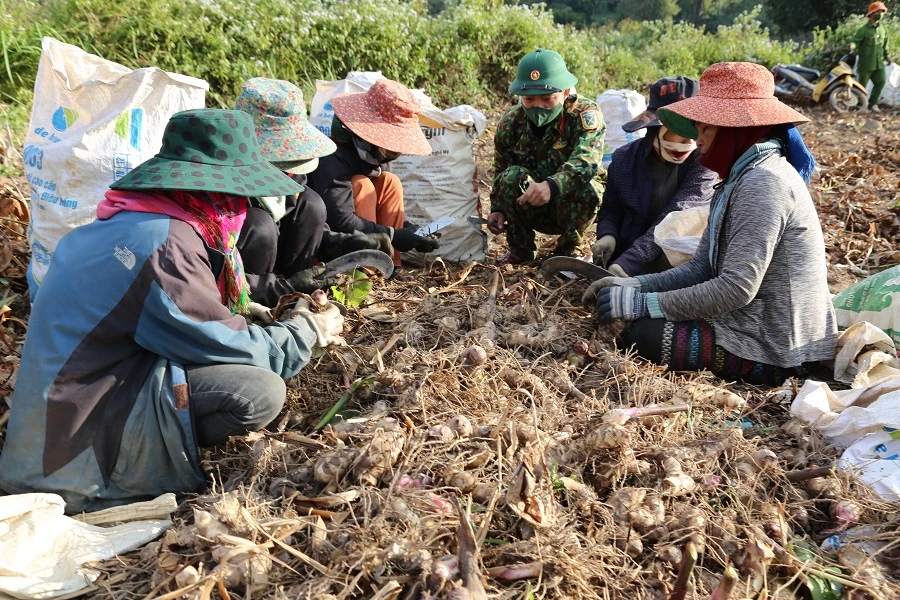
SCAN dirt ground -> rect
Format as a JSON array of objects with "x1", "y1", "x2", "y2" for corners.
[{"x1": 0, "y1": 105, "x2": 899, "y2": 600}]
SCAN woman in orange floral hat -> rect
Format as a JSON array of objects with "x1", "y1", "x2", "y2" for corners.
[
  {"x1": 307, "y1": 78, "x2": 439, "y2": 267},
  {"x1": 582, "y1": 62, "x2": 836, "y2": 385}
]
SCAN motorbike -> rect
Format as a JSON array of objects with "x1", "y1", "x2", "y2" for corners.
[{"x1": 772, "y1": 54, "x2": 868, "y2": 112}]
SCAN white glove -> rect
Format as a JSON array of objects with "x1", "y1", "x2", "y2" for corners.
[
  {"x1": 581, "y1": 276, "x2": 641, "y2": 309},
  {"x1": 608, "y1": 263, "x2": 629, "y2": 277},
  {"x1": 591, "y1": 235, "x2": 616, "y2": 267},
  {"x1": 290, "y1": 298, "x2": 346, "y2": 347}
]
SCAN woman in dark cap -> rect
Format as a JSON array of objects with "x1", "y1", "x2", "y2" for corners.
[{"x1": 593, "y1": 76, "x2": 717, "y2": 277}]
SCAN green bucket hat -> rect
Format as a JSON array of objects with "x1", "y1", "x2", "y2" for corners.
[
  {"x1": 509, "y1": 48, "x2": 578, "y2": 96},
  {"x1": 110, "y1": 109, "x2": 304, "y2": 197}
]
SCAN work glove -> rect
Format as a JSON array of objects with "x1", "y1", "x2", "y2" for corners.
[
  {"x1": 593, "y1": 286, "x2": 649, "y2": 324},
  {"x1": 608, "y1": 263, "x2": 629, "y2": 278},
  {"x1": 341, "y1": 231, "x2": 394, "y2": 257},
  {"x1": 290, "y1": 297, "x2": 346, "y2": 347},
  {"x1": 391, "y1": 225, "x2": 440, "y2": 253},
  {"x1": 287, "y1": 265, "x2": 337, "y2": 294},
  {"x1": 591, "y1": 235, "x2": 616, "y2": 267},
  {"x1": 581, "y1": 276, "x2": 641, "y2": 309}
]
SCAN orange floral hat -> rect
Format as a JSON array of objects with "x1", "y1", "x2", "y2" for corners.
[
  {"x1": 330, "y1": 79, "x2": 432, "y2": 156},
  {"x1": 657, "y1": 62, "x2": 810, "y2": 140}
]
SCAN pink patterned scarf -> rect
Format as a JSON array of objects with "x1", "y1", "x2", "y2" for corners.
[{"x1": 99, "y1": 189, "x2": 252, "y2": 315}]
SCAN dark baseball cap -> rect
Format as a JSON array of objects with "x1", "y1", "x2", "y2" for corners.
[{"x1": 622, "y1": 76, "x2": 700, "y2": 133}]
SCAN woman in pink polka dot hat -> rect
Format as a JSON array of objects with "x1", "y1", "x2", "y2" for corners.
[
  {"x1": 583, "y1": 62, "x2": 836, "y2": 386},
  {"x1": 307, "y1": 78, "x2": 440, "y2": 267}
]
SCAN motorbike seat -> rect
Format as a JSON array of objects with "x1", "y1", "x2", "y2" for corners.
[{"x1": 784, "y1": 65, "x2": 821, "y2": 80}]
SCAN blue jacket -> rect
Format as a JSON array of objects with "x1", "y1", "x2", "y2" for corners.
[
  {"x1": 0, "y1": 210, "x2": 317, "y2": 513},
  {"x1": 596, "y1": 136, "x2": 716, "y2": 275}
]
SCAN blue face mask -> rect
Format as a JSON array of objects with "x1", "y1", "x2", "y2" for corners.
[{"x1": 524, "y1": 103, "x2": 564, "y2": 127}]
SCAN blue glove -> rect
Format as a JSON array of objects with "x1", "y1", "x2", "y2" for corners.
[{"x1": 594, "y1": 286, "x2": 649, "y2": 323}]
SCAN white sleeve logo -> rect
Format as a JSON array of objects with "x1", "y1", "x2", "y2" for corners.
[{"x1": 114, "y1": 246, "x2": 136, "y2": 270}]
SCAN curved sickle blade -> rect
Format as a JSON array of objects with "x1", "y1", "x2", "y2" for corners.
[
  {"x1": 540, "y1": 256, "x2": 613, "y2": 282},
  {"x1": 323, "y1": 249, "x2": 395, "y2": 280}
]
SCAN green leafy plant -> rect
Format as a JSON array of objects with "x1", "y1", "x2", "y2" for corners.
[{"x1": 330, "y1": 268, "x2": 372, "y2": 309}]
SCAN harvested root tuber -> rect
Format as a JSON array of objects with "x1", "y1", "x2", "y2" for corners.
[
  {"x1": 446, "y1": 470, "x2": 477, "y2": 494},
  {"x1": 463, "y1": 344, "x2": 488, "y2": 366},
  {"x1": 661, "y1": 457, "x2": 697, "y2": 496},
  {"x1": 825, "y1": 500, "x2": 861, "y2": 534},
  {"x1": 733, "y1": 448, "x2": 778, "y2": 477},
  {"x1": 427, "y1": 425, "x2": 455, "y2": 443},
  {"x1": 603, "y1": 403, "x2": 690, "y2": 426},
  {"x1": 804, "y1": 476, "x2": 842, "y2": 499},
  {"x1": 582, "y1": 423, "x2": 631, "y2": 450},
  {"x1": 675, "y1": 382, "x2": 746, "y2": 410},
  {"x1": 353, "y1": 430, "x2": 405, "y2": 486},
  {"x1": 614, "y1": 527, "x2": 643, "y2": 558},
  {"x1": 314, "y1": 448, "x2": 358, "y2": 486},
  {"x1": 608, "y1": 488, "x2": 665, "y2": 533},
  {"x1": 446, "y1": 415, "x2": 473, "y2": 438}
]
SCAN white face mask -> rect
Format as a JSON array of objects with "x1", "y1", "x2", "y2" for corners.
[{"x1": 653, "y1": 126, "x2": 696, "y2": 164}]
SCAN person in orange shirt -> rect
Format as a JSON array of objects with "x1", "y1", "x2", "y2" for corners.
[{"x1": 307, "y1": 79, "x2": 439, "y2": 266}]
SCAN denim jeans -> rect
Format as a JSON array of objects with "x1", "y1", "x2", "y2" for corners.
[{"x1": 186, "y1": 364, "x2": 286, "y2": 447}]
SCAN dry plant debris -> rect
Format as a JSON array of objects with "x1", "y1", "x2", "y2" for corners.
[{"x1": 0, "y1": 107, "x2": 899, "y2": 599}]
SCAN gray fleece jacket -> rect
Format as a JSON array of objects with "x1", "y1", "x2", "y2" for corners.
[{"x1": 637, "y1": 148, "x2": 836, "y2": 368}]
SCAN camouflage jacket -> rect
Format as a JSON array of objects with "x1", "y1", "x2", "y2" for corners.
[{"x1": 491, "y1": 94, "x2": 606, "y2": 210}]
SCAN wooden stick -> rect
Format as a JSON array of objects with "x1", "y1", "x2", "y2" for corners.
[{"x1": 785, "y1": 464, "x2": 835, "y2": 483}]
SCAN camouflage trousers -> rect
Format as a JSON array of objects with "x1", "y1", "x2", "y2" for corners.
[{"x1": 491, "y1": 166, "x2": 599, "y2": 259}]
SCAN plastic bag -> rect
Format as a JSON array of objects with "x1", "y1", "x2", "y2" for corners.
[
  {"x1": 653, "y1": 204, "x2": 710, "y2": 266},
  {"x1": 595, "y1": 90, "x2": 647, "y2": 168},
  {"x1": 310, "y1": 73, "x2": 487, "y2": 263},
  {"x1": 865, "y1": 63, "x2": 900, "y2": 107},
  {"x1": 833, "y1": 265, "x2": 900, "y2": 346},
  {"x1": 0, "y1": 493, "x2": 171, "y2": 599},
  {"x1": 791, "y1": 322, "x2": 900, "y2": 501},
  {"x1": 24, "y1": 37, "x2": 208, "y2": 293}
]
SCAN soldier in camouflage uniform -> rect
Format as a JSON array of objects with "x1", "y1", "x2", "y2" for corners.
[{"x1": 488, "y1": 48, "x2": 606, "y2": 264}]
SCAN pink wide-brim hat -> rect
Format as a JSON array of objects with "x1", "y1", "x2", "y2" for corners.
[
  {"x1": 657, "y1": 62, "x2": 810, "y2": 139},
  {"x1": 331, "y1": 78, "x2": 432, "y2": 156}
]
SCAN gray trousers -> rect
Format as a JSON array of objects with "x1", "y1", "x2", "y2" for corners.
[{"x1": 186, "y1": 364, "x2": 286, "y2": 447}]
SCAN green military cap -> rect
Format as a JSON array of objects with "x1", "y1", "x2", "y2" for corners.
[{"x1": 509, "y1": 48, "x2": 578, "y2": 96}]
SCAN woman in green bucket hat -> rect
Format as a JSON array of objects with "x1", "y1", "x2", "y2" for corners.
[
  {"x1": 0, "y1": 108, "x2": 346, "y2": 512},
  {"x1": 234, "y1": 78, "x2": 394, "y2": 306}
]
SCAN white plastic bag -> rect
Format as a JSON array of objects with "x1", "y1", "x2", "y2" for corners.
[
  {"x1": 310, "y1": 73, "x2": 488, "y2": 263},
  {"x1": 838, "y1": 431, "x2": 900, "y2": 502},
  {"x1": 791, "y1": 323, "x2": 900, "y2": 501},
  {"x1": 653, "y1": 205, "x2": 710, "y2": 266},
  {"x1": 865, "y1": 63, "x2": 900, "y2": 107},
  {"x1": 390, "y1": 105, "x2": 487, "y2": 264},
  {"x1": 595, "y1": 90, "x2": 647, "y2": 168},
  {"x1": 309, "y1": 71, "x2": 387, "y2": 135},
  {"x1": 24, "y1": 37, "x2": 207, "y2": 291},
  {"x1": 0, "y1": 493, "x2": 171, "y2": 599}
]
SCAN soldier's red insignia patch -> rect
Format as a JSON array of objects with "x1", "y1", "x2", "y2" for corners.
[
  {"x1": 580, "y1": 109, "x2": 599, "y2": 130},
  {"x1": 530, "y1": 70, "x2": 540, "y2": 80}
]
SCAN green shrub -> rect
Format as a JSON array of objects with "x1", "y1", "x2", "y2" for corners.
[{"x1": 0, "y1": 0, "x2": 824, "y2": 157}]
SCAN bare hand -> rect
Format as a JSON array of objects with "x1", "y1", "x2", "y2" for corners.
[
  {"x1": 487, "y1": 211, "x2": 506, "y2": 235},
  {"x1": 517, "y1": 180, "x2": 551, "y2": 207}
]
